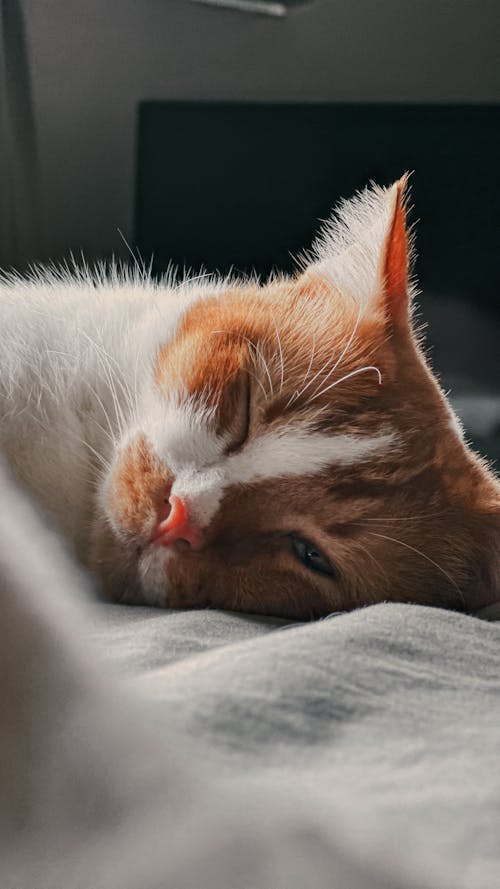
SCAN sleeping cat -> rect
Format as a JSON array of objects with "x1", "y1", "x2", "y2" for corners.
[{"x1": 1, "y1": 177, "x2": 499, "y2": 618}]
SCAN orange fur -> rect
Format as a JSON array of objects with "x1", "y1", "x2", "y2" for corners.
[
  {"x1": 107, "y1": 435, "x2": 173, "y2": 539},
  {"x1": 383, "y1": 178, "x2": 410, "y2": 323},
  {"x1": 89, "y1": 180, "x2": 500, "y2": 618}
]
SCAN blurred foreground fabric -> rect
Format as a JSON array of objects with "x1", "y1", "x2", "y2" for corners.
[{"x1": 1, "y1": 460, "x2": 500, "y2": 889}]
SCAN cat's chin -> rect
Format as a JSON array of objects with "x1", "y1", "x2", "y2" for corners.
[
  {"x1": 88, "y1": 515, "x2": 169, "y2": 607},
  {"x1": 135, "y1": 543, "x2": 177, "y2": 607}
]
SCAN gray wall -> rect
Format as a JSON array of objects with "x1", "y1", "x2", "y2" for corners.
[{"x1": 10, "y1": 0, "x2": 500, "y2": 263}]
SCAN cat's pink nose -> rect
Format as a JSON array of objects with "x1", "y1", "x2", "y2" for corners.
[{"x1": 152, "y1": 494, "x2": 204, "y2": 550}]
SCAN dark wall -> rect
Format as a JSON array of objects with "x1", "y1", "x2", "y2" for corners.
[{"x1": 5, "y1": 0, "x2": 500, "y2": 266}]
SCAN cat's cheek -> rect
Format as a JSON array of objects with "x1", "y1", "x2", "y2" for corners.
[{"x1": 162, "y1": 553, "x2": 339, "y2": 619}]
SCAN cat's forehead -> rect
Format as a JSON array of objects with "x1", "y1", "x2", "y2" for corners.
[
  {"x1": 143, "y1": 277, "x2": 399, "y2": 470},
  {"x1": 153, "y1": 278, "x2": 385, "y2": 413}
]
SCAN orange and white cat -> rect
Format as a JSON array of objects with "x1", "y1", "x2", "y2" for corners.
[{"x1": 1, "y1": 178, "x2": 499, "y2": 618}]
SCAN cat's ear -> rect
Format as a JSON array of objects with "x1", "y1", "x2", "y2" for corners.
[
  {"x1": 298, "y1": 175, "x2": 414, "y2": 327},
  {"x1": 380, "y1": 175, "x2": 412, "y2": 325}
]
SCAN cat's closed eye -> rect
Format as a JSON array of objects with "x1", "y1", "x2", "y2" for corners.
[
  {"x1": 224, "y1": 371, "x2": 251, "y2": 455},
  {"x1": 290, "y1": 535, "x2": 337, "y2": 579}
]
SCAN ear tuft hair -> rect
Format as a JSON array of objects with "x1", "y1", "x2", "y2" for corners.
[{"x1": 305, "y1": 176, "x2": 416, "y2": 320}]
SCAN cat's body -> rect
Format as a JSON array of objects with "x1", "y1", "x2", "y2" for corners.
[{"x1": 1, "y1": 179, "x2": 499, "y2": 618}]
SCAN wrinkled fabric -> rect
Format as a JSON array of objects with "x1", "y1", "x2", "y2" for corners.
[{"x1": 1, "y1": 460, "x2": 500, "y2": 889}]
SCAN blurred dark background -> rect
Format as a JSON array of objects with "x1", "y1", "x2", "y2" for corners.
[
  {"x1": 136, "y1": 102, "x2": 499, "y2": 313},
  {"x1": 1, "y1": 0, "x2": 499, "y2": 457}
]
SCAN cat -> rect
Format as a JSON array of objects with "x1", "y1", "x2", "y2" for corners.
[{"x1": 1, "y1": 176, "x2": 499, "y2": 619}]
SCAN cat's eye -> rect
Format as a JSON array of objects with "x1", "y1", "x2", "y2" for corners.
[
  {"x1": 225, "y1": 371, "x2": 251, "y2": 454},
  {"x1": 290, "y1": 535, "x2": 337, "y2": 578}
]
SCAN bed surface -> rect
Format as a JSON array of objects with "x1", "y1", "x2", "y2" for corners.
[{"x1": 91, "y1": 602, "x2": 500, "y2": 888}]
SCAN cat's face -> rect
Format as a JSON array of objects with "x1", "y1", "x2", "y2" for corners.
[{"x1": 90, "y1": 180, "x2": 500, "y2": 617}]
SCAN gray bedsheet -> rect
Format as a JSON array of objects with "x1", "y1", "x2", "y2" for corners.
[{"x1": 1, "y1": 460, "x2": 500, "y2": 889}]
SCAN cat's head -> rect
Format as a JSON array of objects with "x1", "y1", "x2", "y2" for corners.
[{"x1": 91, "y1": 178, "x2": 500, "y2": 618}]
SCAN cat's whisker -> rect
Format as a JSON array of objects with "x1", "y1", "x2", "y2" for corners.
[
  {"x1": 79, "y1": 378, "x2": 120, "y2": 443},
  {"x1": 287, "y1": 305, "x2": 364, "y2": 408},
  {"x1": 19, "y1": 407, "x2": 111, "y2": 474},
  {"x1": 288, "y1": 329, "x2": 361, "y2": 406},
  {"x1": 285, "y1": 354, "x2": 334, "y2": 407},
  {"x1": 86, "y1": 413, "x2": 117, "y2": 447},
  {"x1": 244, "y1": 306, "x2": 276, "y2": 400},
  {"x1": 59, "y1": 421, "x2": 112, "y2": 471},
  {"x1": 13, "y1": 351, "x2": 61, "y2": 409},
  {"x1": 246, "y1": 369, "x2": 269, "y2": 402},
  {"x1": 300, "y1": 333, "x2": 317, "y2": 393},
  {"x1": 132, "y1": 342, "x2": 146, "y2": 416},
  {"x1": 74, "y1": 437, "x2": 111, "y2": 472},
  {"x1": 270, "y1": 311, "x2": 285, "y2": 394},
  {"x1": 210, "y1": 329, "x2": 272, "y2": 401},
  {"x1": 366, "y1": 530, "x2": 465, "y2": 606},
  {"x1": 92, "y1": 347, "x2": 131, "y2": 436},
  {"x1": 310, "y1": 305, "x2": 362, "y2": 399},
  {"x1": 95, "y1": 355, "x2": 127, "y2": 435},
  {"x1": 354, "y1": 540, "x2": 390, "y2": 582},
  {"x1": 80, "y1": 330, "x2": 136, "y2": 419},
  {"x1": 174, "y1": 271, "x2": 212, "y2": 291},
  {"x1": 311, "y1": 365, "x2": 382, "y2": 402},
  {"x1": 354, "y1": 511, "x2": 449, "y2": 523}
]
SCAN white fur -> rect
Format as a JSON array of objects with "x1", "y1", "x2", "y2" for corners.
[
  {"x1": 139, "y1": 397, "x2": 225, "y2": 471},
  {"x1": 173, "y1": 427, "x2": 396, "y2": 526},
  {"x1": 308, "y1": 180, "x2": 414, "y2": 310},
  {"x1": 141, "y1": 398, "x2": 397, "y2": 527},
  {"x1": 0, "y1": 264, "x2": 212, "y2": 557},
  {"x1": 232, "y1": 427, "x2": 396, "y2": 482},
  {"x1": 0, "y1": 182, "x2": 402, "y2": 569},
  {"x1": 138, "y1": 545, "x2": 175, "y2": 607}
]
